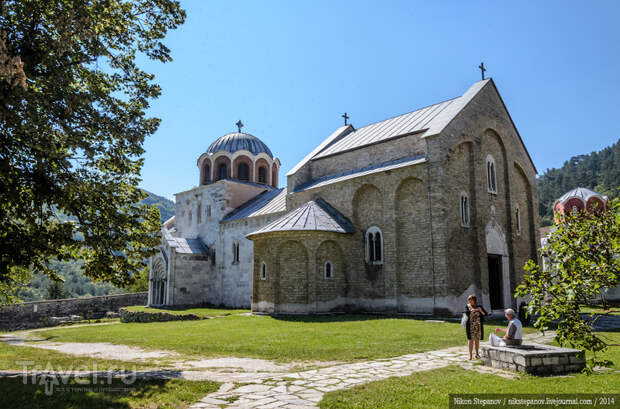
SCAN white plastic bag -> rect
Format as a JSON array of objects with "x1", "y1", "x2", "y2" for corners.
[{"x1": 460, "y1": 312, "x2": 468, "y2": 327}]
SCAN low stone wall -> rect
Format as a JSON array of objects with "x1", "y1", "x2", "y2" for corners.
[
  {"x1": 0, "y1": 292, "x2": 147, "y2": 331},
  {"x1": 481, "y1": 343, "x2": 585, "y2": 375},
  {"x1": 119, "y1": 308, "x2": 200, "y2": 323}
]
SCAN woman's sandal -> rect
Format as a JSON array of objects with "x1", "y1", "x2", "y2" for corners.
[{"x1": 475, "y1": 354, "x2": 480, "y2": 359}]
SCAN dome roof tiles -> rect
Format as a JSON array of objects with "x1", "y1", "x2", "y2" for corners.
[{"x1": 206, "y1": 132, "x2": 274, "y2": 158}]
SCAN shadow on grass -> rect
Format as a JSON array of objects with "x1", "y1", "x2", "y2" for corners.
[
  {"x1": 270, "y1": 313, "x2": 468, "y2": 324},
  {"x1": 1, "y1": 375, "x2": 214, "y2": 409}
]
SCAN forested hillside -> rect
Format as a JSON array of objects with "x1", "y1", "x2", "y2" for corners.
[
  {"x1": 18, "y1": 191, "x2": 175, "y2": 302},
  {"x1": 142, "y1": 190, "x2": 175, "y2": 222},
  {"x1": 537, "y1": 138, "x2": 620, "y2": 226}
]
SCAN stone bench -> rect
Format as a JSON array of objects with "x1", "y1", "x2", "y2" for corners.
[{"x1": 480, "y1": 343, "x2": 585, "y2": 375}]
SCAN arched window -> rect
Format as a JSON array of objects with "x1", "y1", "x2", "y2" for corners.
[
  {"x1": 197, "y1": 203, "x2": 202, "y2": 224},
  {"x1": 365, "y1": 226, "x2": 383, "y2": 264},
  {"x1": 515, "y1": 206, "x2": 521, "y2": 236},
  {"x1": 206, "y1": 205, "x2": 211, "y2": 218},
  {"x1": 487, "y1": 155, "x2": 497, "y2": 193},
  {"x1": 232, "y1": 242, "x2": 240, "y2": 264},
  {"x1": 238, "y1": 163, "x2": 249, "y2": 181},
  {"x1": 324, "y1": 261, "x2": 333, "y2": 279},
  {"x1": 460, "y1": 192, "x2": 469, "y2": 227},
  {"x1": 219, "y1": 163, "x2": 227, "y2": 180},
  {"x1": 260, "y1": 262, "x2": 267, "y2": 280},
  {"x1": 258, "y1": 166, "x2": 267, "y2": 184},
  {"x1": 202, "y1": 165, "x2": 211, "y2": 185}
]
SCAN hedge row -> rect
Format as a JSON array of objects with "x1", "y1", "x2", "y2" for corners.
[{"x1": 119, "y1": 308, "x2": 201, "y2": 323}]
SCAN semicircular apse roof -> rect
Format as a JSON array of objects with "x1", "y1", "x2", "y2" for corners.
[{"x1": 206, "y1": 132, "x2": 274, "y2": 158}]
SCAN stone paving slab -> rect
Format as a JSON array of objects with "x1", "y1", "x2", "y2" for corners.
[{"x1": 188, "y1": 332, "x2": 556, "y2": 409}]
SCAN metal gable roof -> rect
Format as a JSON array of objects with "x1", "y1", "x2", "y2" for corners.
[
  {"x1": 247, "y1": 199, "x2": 353, "y2": 237},
  {"x1": 294, "y1": 155, "x2": 427, "y2": 192},
  {"x1": 163, "y1": 229, "x2": 209, "y2": 255},
  {"x1": 312, "y1": 99, "x2": 457, "y2": 159},
  {"x1": 222, "y1": 188, "x2": 287, "y2": 222},
  {"x1": 306, "y1": 80, "x2": 493, "y2": 162}
]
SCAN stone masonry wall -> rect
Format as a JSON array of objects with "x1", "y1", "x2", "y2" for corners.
[
  {"x1": 252, "y1": 231, "x2": 351, "y2": 314},
  {"x1": 166, "y1": 180, "x2": 276, "y2": 308},
  {"x1": 429, "y1": 80, "x2": 540, "y2": 313},
  {"x1": 255, "y1": 162, "x2": 434, "y2": 314},
  {"x1": 0, "y1": 292, "x2": 147, "y2": 331},
  {"x1": 290, "y1": 132, "x2": 426, "y2": 192},
  {"x1": 213, "y1": 211, "x2": 286, "y2": 308},
  {"x1": 259, "y1": 80, "x2": 540, "y2": 316}
]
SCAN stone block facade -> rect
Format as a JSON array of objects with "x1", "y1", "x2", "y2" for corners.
[
  {"x1": 481, "y1": 344, "x2": 586, "y2": 375},
  {"x1": 250, "y1": 79, "x2": 540, "y2": 316},
  {"x1": 151, "y1": 79, "x2": 540, "y2": 317}
]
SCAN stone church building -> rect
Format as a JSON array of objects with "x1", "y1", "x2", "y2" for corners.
[{"x1": 149, "y1": 78, "x2": 540, "y2": 315}]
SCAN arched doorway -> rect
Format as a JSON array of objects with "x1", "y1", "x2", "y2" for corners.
[
  {"x1": 485, "y1": 217, "x2": 510, "y2": 310},
  {"x1": 150, "y1": 257, "x2": 167, "y2": 306}
]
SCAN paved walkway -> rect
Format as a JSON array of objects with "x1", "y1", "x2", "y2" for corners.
[
  {"x1": 0, "y1": 325, "x2": 556, "y2": 409},
  {"x1": 188, "y1": 332, "x2": 556, "y2": 409}
]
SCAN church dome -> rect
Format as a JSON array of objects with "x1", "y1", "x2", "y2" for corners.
[{"x1": 206, "y1": 132, "x2": 274, "y2": 158}]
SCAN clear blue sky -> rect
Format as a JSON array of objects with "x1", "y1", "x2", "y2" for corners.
[{"x1": 139, "y1": 0, "x2": 620, "y2": 199}]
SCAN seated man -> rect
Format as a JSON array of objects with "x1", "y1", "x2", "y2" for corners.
[{"x1": 489, "y1": 308, "x2": 522, "y2": 347}]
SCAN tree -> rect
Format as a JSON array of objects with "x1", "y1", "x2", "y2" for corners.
[
  {"x1": 0, "y1": 0, "x2": 185, "y2": 296},
  {"x1": 516, "y1": 196, "x2": 620, "y2": 372},
  {"x1": 47, "y1": 280, "x2": 66, "y2": 300}
]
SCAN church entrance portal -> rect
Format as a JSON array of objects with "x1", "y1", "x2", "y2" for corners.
[{"x1": 488, "y1": 255, "x2": 503, "y2": 310}]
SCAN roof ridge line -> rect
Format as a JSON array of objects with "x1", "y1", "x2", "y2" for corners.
[{"x1": 352, "y1": 96, "x2": 460, "y2": 131}]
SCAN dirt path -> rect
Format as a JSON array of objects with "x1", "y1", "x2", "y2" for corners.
[{"x1": 0, "y1": 325, "x2": 341, "y2": 373}]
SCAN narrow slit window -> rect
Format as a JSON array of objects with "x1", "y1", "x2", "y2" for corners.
[
  {"x1": 487, "y1": 155, "x2": 497, "y2": 194},
  {"x1": 232, "y1": 242, "x2": 240, "y2": 263},
  {"x1": 324, "y1": 261, "x2": 333, "y2": 279},
  {"x1": 460, "y1": 193, "x2": 469, "y2": 227}
]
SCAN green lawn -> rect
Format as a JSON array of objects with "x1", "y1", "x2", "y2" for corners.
[
  {"x1": 580, "y1": 305, "x2": 620, "y2": 316},
  {"x1": 39, "y1": 315, "x2": 538, "y2": 363},
  {"x1": 1, "y1": 376, "x2": 218, "y2": 409},
  {"x1": 320, "y1": 332, "x2": 620, "y2": 409},
  {"x1": 123, "y1": 305, "x2": 249, "y2": 318}
]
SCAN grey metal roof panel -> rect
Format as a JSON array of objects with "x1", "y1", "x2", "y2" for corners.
[
  {"x1": 222, "y1": 188, "x2": 287, "y2": 222},
  {"x1": 294, "y1": 156, "x2": 427, "y2": 192},
  {"x1": 308, "y1": 80, "x2": 493, "y2": 161},
  {"x1": 312, "y1": 99, "x2": 457, "y2": 159},
  {"x1": 163, "y1": 230, "x2": 209, "y2": 254},
  {"x1": 172, "y1": 237, "x2": 209, "y2": 254},
  {"x1": 422, "y1": 79, "x2": 490, "y2": 138},
  {"x1": 286, "y1": 125, "x2": 353, "y2": 176},
  {"x1": 206, "y1": 132, "x2": 274, "y2": 158},
  {"x1": 247, "y1": 199, "x2": 353, "y2": 237}
]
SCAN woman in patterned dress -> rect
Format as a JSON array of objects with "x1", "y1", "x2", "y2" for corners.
[{"x1": 464, "y1": 294, "x2": 487, "y2": 360}]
